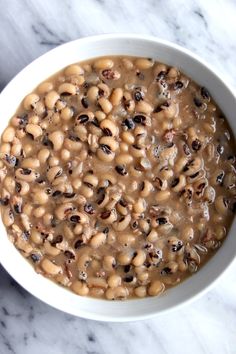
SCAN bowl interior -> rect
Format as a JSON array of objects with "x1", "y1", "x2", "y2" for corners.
[{"x1": 0, "y1": 34, "x2": 235, "y2": 321}]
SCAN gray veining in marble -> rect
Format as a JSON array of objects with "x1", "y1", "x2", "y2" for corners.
[{"x1": 0, "y1": 0, "x2": 236, "y2": 353}]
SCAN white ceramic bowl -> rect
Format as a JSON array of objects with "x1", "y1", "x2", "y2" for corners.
[{"x1": 0, "y1": 34, "x2": 235, "y2": 322}]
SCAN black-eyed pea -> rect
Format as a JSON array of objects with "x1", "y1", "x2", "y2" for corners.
[
  {"x1": 23, "y1": 93, "x2": 40, "y2": 110},
  {"x1": 71, "y1": 280, "x2": 89, "y2": 296},
  {"x1": 171, "y1": 175, "x2": 186, "y2": 192},
  {"x1": 33, "y1": 206, "x2": 46, "y2": 218},
  {"x1": 30, "y1": 229, "x2": 43, "y2": 244},
  {"x1": 41, "y1": 258, "x2": 62, "y2": 275},
  {"x1": 64, "y1": 64, "x2": 84, "y2": 76},
  {"x1": 45, "y1": 90, "x2": 60, "y2": 109},
  {"x1": 22, "y1": 203, "x2": 33, "y2": 216},
  {"x1": 134, "y1": 286, "x2": 147, "y2": 298},
  {"x1": 48, "y1": 131, "x2": 64, "y2": 151},
  {"x1": 110, "y1": 88, "x2": 123, "y2": 106},
  {"x1": 87, "y1": 86, "x2": 99, "y2": 103},
  {"x1": 117, "y1": 233, "x2": 135, "y2": 247},
  {"x1": 61, "y1": 107, "x2": 74, "y2": 121},
  {"x1": 68, "y1": 211, "x2": 88, "y2": 224},
  {"x1": 155, "y1": 190, "x2": 170, "y2": 203},
  {"x1": 181, "y1": 225, "x2": 194, "y2": 242},
  {"x1": 115, "y1": 153, "x2": 133, "y2": 165},
  {"x1": 100, "y1": 118, "x2": 118, "y2": 136},
  {"x1": 147, "y1": 229, "x2": 158, "y2": 242},
  {"x1": 72, "y1": 178, "x2": 82, "y2": 190},
  {"x1": 112, "y1": 214, "x2": 131, "y2": 231},
  {"x1": 3, "y1": 176, "x2": 15, "y2": 194},
  {"x1": 133, "y1": 198, "x2": 146, "y2": 214},
  {"x1": 140, "y1": 180, "x2": 153, "y2": 197},
  {"x1": 55, "y1": 203, "x2": 73, "y2": 220},
  {"x1": 21, "y1": 158, "x2": 40, "y2": 170},
  {"x1": 159, "y1": 167, "x2": 174, "y2": 180},
  {"x1": 43, "y1": 213, "x2": 53, "y2": 226},
  {"x1": 122, "y1": 58, "x2": 134, "y2": 70},
  {"x1": 37, "y1": 81, "x2": 53, "y2": 94},
  {"x1": 215, "y1": 225, "x2": 226, "y2": 240},
  {"x1": 108, "y1": 275, "x2": 122, "y2": 288},
  {"x1": 90, "y1": 232, "x2": 106, "y2": 249},
  {"x1": 148, "y1": 280, "x2": 165, "y2": 296},
  {"x1": 73, "y1": 224, "x2": 83, "y2": 235},
  {"x1": 183, "y1": 157, "x2": 202, "y2": 176},
  {"x1": 89, "y1": 288, "x2": 104, "y2": 297},
  {"x1": 98, "y1": 97, "x2": 113, "y2": 114},
  {"x1": 167, "y1": 67, "x2": 179, "y2": 78},
  {"x1": 46, "y1": 166, "x2": 62, "y2": 182},
  {"x1": 174, "y1": 157, "x2": 189, "y2": 174},
  {"x1": 130, "y1": 144, "x2": 145, "y2": 158},
  {"x1": 60, "y1": 149, "x2": 71, "y2": 161},
  {"x1": 137, "y1": 271, "x2": 149, "y2": 283},
  {"x1": 38, "y1": 148, "x2": 50, "y2": 164},
  {"x1": 26, "y1": 123, "x2": 42, "y2": 139},
  {"x1": 80, "y1": 184, "x2": 94, "y2": 198},
  {"x1": 121, "y1": 131, "x2": 135, "y2": 145},
  {"x1": 215, "y1": 196, "x2": 229, "y2": 216},
  {"x1": 173, "y1": 117, "x2": 182, "y2": 129},
  {"x1": 135, "y1": 58, "x2": 154, "y2": 70},
  {"x1": 102, "y1": 255, "x2": 116, "y2": 271},
  {"x1": 2, "y1": 126, "x2": 15, "y2": 143},
  {"x1": 44, "y1": 241, "x2": 61, "y2": 256},
  {"x1": 0, "y1": 143, "x2": 11, "y2": 154},
  {"x1": 64, "y1": 138, "x2": 83, "y2": 151},
  {"x1": 94, "y1": 58, "x2": 114, "y2": 70},
  {"x1": 83, "y1": 173, "x2": 98, "y2": 188},
  {"x1": 58, "y1": 83, "x2": 77, "y2": 96},
  {"x1": 15, "y1": 168, "x2": 38, "y2": 182},
  {"x1": 95, "y1": 110, "x2": 106, "y2": 122},
  {"x1": 135, "y1": 100, "x2": 153, "y2": 114},
  {"x1": 87, "y1": 277, "x2": 108, "y2": 289},
  {"x1": 33, "y1": 190, "x2": 49, "y2": 205},
  {"x1": 178, "y1": 259, "x2": 188, "y2": 272},
  {"x1": 106, "y1": 286, "x2": 129, "y2": 300},
  {"x1": 2, "y1": 207, "x2": 14, "y2": 227},
  {"x1": 120, "y1": 142, "x2": 129, "y2": 153},
  {"x1": 117, "y1": 251, "x2": 133, "y2": 265},
  {"x1": 132, "y1": 250, "x2": 146, "y2": 267}
]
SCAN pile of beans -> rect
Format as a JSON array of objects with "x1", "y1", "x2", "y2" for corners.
[{"x1": 0, "y1": 56, "x2": 235, "y2": 300}]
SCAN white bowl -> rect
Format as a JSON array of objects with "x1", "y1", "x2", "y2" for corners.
[{"x1": 0, "y1": 34, "x2": 235, "y2": 322}]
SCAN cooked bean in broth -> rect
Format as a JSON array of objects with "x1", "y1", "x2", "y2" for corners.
[{"x1": 0, "y1": 56, "x2": 235, "y2": 300}]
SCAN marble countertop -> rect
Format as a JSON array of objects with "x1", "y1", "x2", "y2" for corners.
[{"x1": 0, "y1": 0, "x2": 236, "y2": 353}]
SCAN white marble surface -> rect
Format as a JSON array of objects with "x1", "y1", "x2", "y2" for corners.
[{"x1": 0, "y1": 0, "x2": 236, "y2": 353}]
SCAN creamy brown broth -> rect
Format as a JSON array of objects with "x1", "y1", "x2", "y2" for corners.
[{"x1": 0, "y1": 56, "x2": 235, "y2": 300}]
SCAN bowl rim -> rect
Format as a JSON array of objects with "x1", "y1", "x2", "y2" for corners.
[{"x1": 0, "y1": 33, "x2": 236, "y2": 322}]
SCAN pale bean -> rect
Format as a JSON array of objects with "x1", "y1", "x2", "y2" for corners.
[
  {"x1": 108, "y1": 275, "x2": 122, "y2": 288},
  {"x1": 134, "y1": 286, "x2": 147, "y2": 298},
  {"x1": 148, "y1": 280, "x2": 165, "y2": 296},
  {"x1": 100, "y1": 118, "x2": 118, "y2": 136},
  {"x1": 135, "y1": 58, "x2": 154, "y2": 70},
  {"x1": 71, "y1": 280, "x2": 89, "y2": 296},
  {"x1": 110, "y1": 88, "x2": 123, "y2": 106},
  {"x1": 65, "y1": 64, "x2": 84, "y2": 76},
  {"x1": 136, "y1": 100, "x2": 153, "y2": 114},
  {"x1": 105, "y1": 286, "x2": 129, "y2": 300},
  {"x1": 94, "y1": 58, "x2": 114, "y2": 70},
  {"x1": 2, "y1": 207, "x2": 14, "y2": 227},
  {"x1": 48, "y1": 131, "x2": 64, "y2": 151},
  {"x1": 44, "y1": 241, "x2": 61, "y2": 256},
  {"x1": 45, "y1": 90, "x2": 60, "y2": 109},
  {"x1": 98, "y1": 97, "x2": 113, "y2": 114},
  {"x1": 37, "y1": 82, "x2": 53, "y2": 94},
  {"x1": 117, "y1": 251, "x2": 133, "y2": 265},
  {"x1": 90, "y1": 232, "x2": 106, "y2": 248},
  {"x1": 87, "y1": 277, "x2": 108, "y2": 289},
  {"x1": 115, "y1": 153, "x2": 133, "y2": 165},
  {"x1": 2, "y1": 126, "x2": 15, "y2": 143},
  {"x1": 155, "y1": 190, "x2": 170, "y2": 202},
  {"x1": 103, "y1": 255, "x2": 116, "y2": 271},
  {"x1": 33, "y1": 206, "x2": 46, "y2": 218},
  {"x1": 121, "y1": 131, "x2": 135, "y2": 145},
  {"x1": 33, "y1": 190, "x2": 49, "y2": 205},
  {"x1": 113, "y1": 214, "x2": 131, "y2": 231},
  {"x1": 58, "y1": 83, "x2": 77, "y2": 95},
  {"x1": 26, "y1": 124, "x2": 42, "y2": 139},
  {"x1": 23, "y1": 93, "x2": 40, "y2": 110},
  {"x1": 41, "y1": 258, "x2": 62, "y2": 275},
  {"x1": 21, "y1": 158, "x2": 40, "y2": 169},
  {"x1": 132, "y1": 250, "x2": 146, "y2": 267}
]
